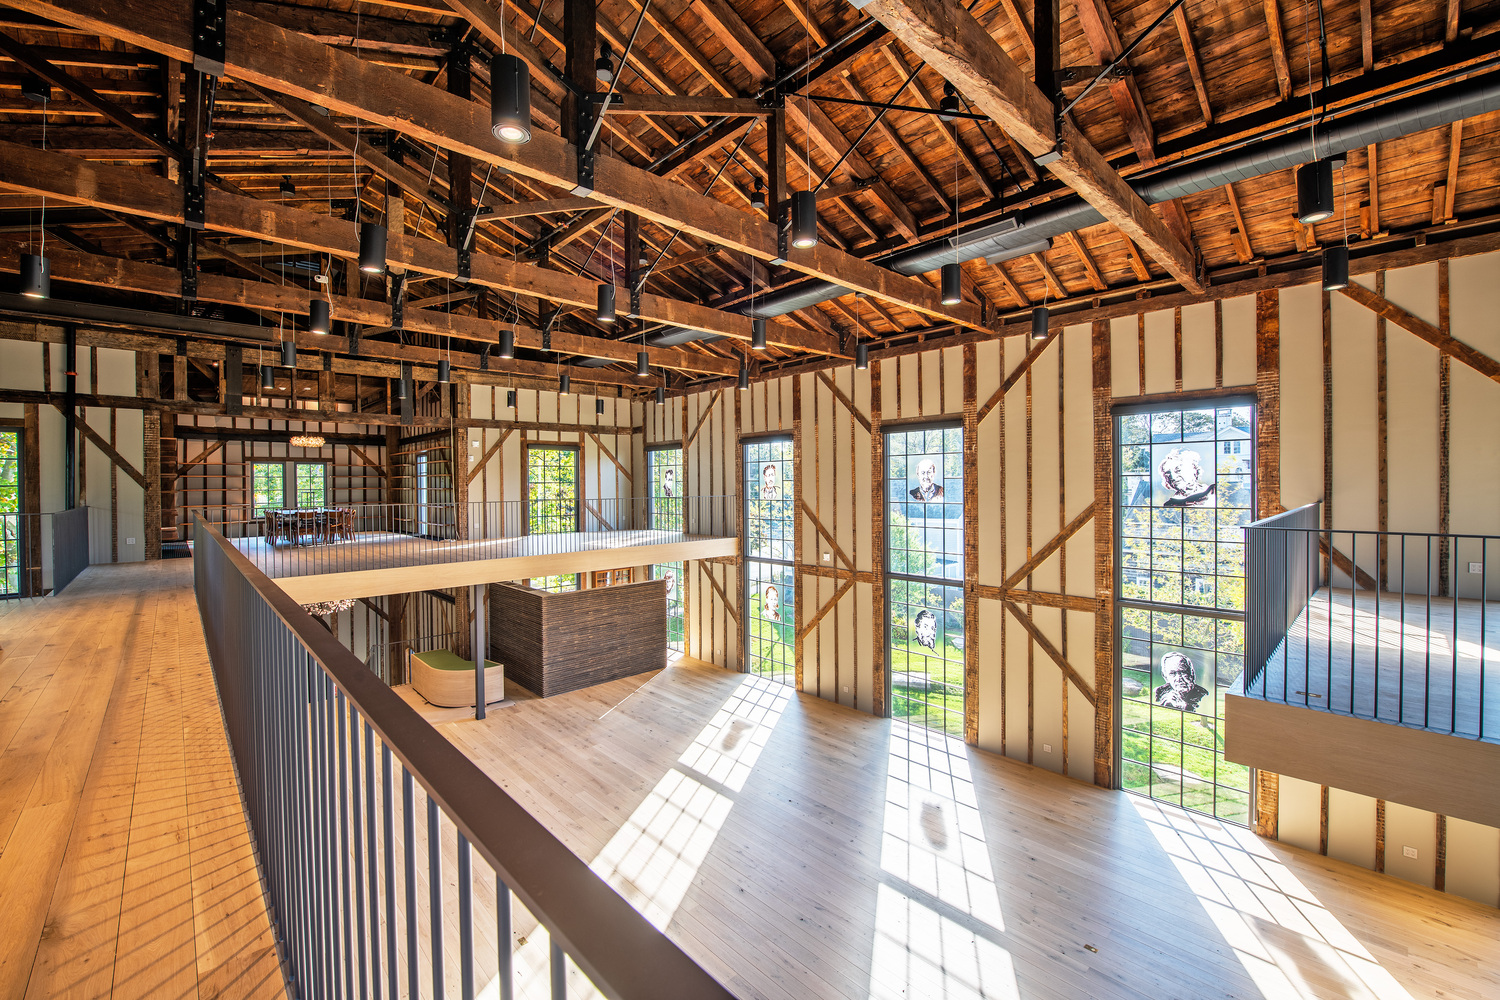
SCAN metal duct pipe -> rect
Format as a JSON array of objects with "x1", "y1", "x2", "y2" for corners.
[{"x1": 642, "y1": 71, "x2": 1500, "y2": 348}]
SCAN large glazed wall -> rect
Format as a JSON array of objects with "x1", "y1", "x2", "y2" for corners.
[{"x1": 671, "y1": 253, "x2": 1500, "y2": 907}]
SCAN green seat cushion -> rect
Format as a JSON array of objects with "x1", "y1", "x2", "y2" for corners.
[{"x1": 412, "y1": 649, "x2": 500, "y2": 671}]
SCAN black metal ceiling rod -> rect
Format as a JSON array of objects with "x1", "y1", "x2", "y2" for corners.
[
  {"x1": 790, "y1": 92, "x2": 987, "y2": 122},
  {"x1": 1059, "y1": 0, "x2": 1186, "y2": 119},
  {"x1": 813, "y1": 57, "x2": 923, "y2": 193}
]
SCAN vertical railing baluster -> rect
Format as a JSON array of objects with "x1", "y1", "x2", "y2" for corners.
[
  {"x1": 459, "y1": 833, "x2": 475, "y2": 1000},
  {"x1": 1425, "y1": 535, "x2": 1433, "y2": 730},
  {"x1": 429, "y1": 795, "x2": 445, "y2": 998},
  {"x1": 351, "y1": 704, "x2": 370, "y2": 1000},
  {"x1": 1372, "y1": 532, "x2": 1380, "y2": 720},
  {"x1": 364, "y1": 718, "x2": 382, "y2": 1000},
  {"x1": 551, "y1": 939, "x2": 567, "y2": 1000},
  {"x1": 383, "y1": 745, "x2": 398, "y2": 1000},
  {"x1": 1399, "y1": 535, "x2": 1407, "y2": 725},
  {"x1": 1482, "y1": 537, "x2": 1489, "y2": 741},
  {"x1": 403, "y1": 769, "x2": 419, "y2": 1000},
  {"x1": 336, "y1": 689, "x2": 356, "y2": 997},
  {"x1": 497, "y1": 880, "x2": 514, "y2": 1000}
]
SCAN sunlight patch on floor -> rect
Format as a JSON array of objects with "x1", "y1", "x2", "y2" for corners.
[{"x1": 1133, "y1": 798, "x2": 1417, "y2": 1000}]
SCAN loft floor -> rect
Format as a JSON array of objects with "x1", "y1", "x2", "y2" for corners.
[
  {"x1": 1251, "y1": 587, "x2": 1500, "y2": 740},
  {"x1": 0, "y1": 561, "x2": 285, "y2": 999},
  {"x1": 428, "y1": 658, "x2": 1500, "y2": 1000}
]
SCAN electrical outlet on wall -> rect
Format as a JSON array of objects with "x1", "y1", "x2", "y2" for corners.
[
  {"x1": 1470, "y1": 562, "x2": 1484, "y2": 574},
  {"x1": 822, "y1": 552, "x2": 831, "y2": 562},
  {"x1": 126, "y1": 537, "x2": 136, "y2": 545},
  {"x1": 1042, "y1": 743, "x2": 1052, "y2": 753},
  {"x1": 1402, "y1": 845, "x2": 1418, "y2": 859}
]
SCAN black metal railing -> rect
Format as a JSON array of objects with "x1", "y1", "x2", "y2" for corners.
[
  {"x1": 193, "y1": 517, "x2": 735, "y2": 1000},
  {"x1": 187, "y1": 497, "x2": 733, "y2": 580},
  {"x1": 1244, "y1": 511, "x2": 1497, "y2": 740},
  {"x1": 0, "y1": 508, "x2": 91, "y2": 598}
]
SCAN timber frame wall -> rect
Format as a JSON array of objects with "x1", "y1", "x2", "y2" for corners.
[{"x1": 650, "y1": 255, "x2": 1500, "y2": 909}]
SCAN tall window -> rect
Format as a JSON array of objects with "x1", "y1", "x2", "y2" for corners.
[
  {"x1": 527, "y1": 445, "x2": 580, "y2": 592},
  {"x1": 649, "y1": 446, "x2": 686, "y2": 653},
  {"x1": 1117, "y1": 400, "x2": 1255, "y2": 824},
  {"x1": 885, "y1": 425, "x2": 965, "y2": 735},
  {"x1": 0, "y1": 429, "x2": 21, "y2": 597},
  {"x1": 744, "y1": 438, "x2": 794, "y2": 685},
  {"x1": 253, "y1": 461, "x2": 325, "y2": 514}
]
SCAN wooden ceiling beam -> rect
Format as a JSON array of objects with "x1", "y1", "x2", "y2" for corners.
[
  {"x1": 1072, "y1": 0, "x2": 1155, "y2": 162},
  {"x1": 840, "y1": 70, "x2": 951, "y2": 213},
  {"x1": 1262, "y1": 0, "x2": 1293, "y2": 100},
  {"x1": 485, "y1": 196, "x2": 605, "y2": 219},
  {"x1": 10, "y1": 0, "x2": 987, "y2": 334},
  {"x1": 602, "y1": 95, "x2": 766, "y2": 117},
  {"x1": 690, "y1": 0, "x2": 776, "y2": 85},
  {"x1": 0, "y1": 138, "x2": 836, "y2": 356},
  {"x1": 1172, "y1": 5, "x2": 1213, "y2": 125},
  {"x1": 861, "y1": 0, "x2": 1204, "y2": 293}
]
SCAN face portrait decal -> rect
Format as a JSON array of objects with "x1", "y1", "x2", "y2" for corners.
[
  {"x1": 1154, "y1": 651, "x2": 1209, "y2": 712},
  {"x1": 1158, "y1": 448, "x2": 1216, "y2": 508},
  {"x1": 913, "y1": 609, "x2": 938, "y2": 650},
  {"x1": 908, "y1": 458, "x2": 945, "y2": 502},
  {"x1": 760, "y1": 462, "x2": 780, "y2": 500},
  {"x1": 660, "y1": 467, "x2": 675, "y2": 497},
  {"x1": 763, "y1": 583, "x2": 781, "y2": 622}
]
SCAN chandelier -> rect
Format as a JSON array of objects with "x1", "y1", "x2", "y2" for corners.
[
  {"x1": 289, "y1": 434, "x2": 326, "y2": 448},
  {"x1": 302, "y1": 598, "x2": 355, "y2": 617}
]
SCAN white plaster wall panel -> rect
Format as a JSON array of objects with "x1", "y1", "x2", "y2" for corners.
[
  {"x1": 114, "y1": 407, "x2": 145, "y2": 562},
  {"x1": 0, "y1": 340, "x2": 43, "y2": 391},
  {"x1": 1030, "y1": 605, "x2": 1064, "y2": 775},
  {"x1": 835, "y1": 368, "x2": 859, "y2": 566},
  {"x1": 976, "y1": 341, "x2": 1003, "y2": 586},
  {"x1": 1384, "y1": 331, "x2": 1440, "y2": 534},
  {"x1": 1444, "y1": 816, "x2": 1500, "y2": 907},
  {"x1": 1383, "y1": 800, "x2": 1437, "y2": 888},
  {"x1": 1002, "y1": 374, "x2": 1029, "y2": 598},
  {"x1": 815, "y1": 576, "x2": 833, "y2": 696},
  {"x1": 1276, "y1": 775, "x2": 1323, "y2": 854},
  {"x1": 1326, "y1": 788, "x2": 1378, "y2": 870},
  {"x1": 1110, "y1": 315, "x2": 1139, "y2": 396},
  {"x1": 1220, "y1": 293, "x2": 1258, "y2": 387},
  {"x1": 1446, "y1": 255, "x2": 1500, "y2": 539},
  {"x1": 0, "y1": 404, "x2": 22, "y2": 419},
  {"x1": 853, "y1": 373, "x2": 873, "y2": 577},
  {"x1": 1278, "y1": 283, "x2": 1326, "y2": 510},
  {"x1": 1180, "y1": 302, "x2": 1217, "y2": 391},
  {"x1": 1026, "y1": 343, "x2": 1062, "y2": 595},
  {"x1": 919, "y1": 347, "x2": 941, "y2": 416},
  {"x1": 976, "y1": 597, "x2": 1004, "y2": 754},
  {"x1": 855, "y1": 581, "x2": 874, "y2": 716},
  {"x1": 1385, "y1": 262, "x2": 1440, "y2": 323},
  {"x1": 836, "y1": 586, "x2": 855, "y2": 708},
  {"x1": 1003, "y1": 616, "x2": 1030, "y2": 761},
  {"x1": 878, "y1": 358, "x2": 897, "y2": 420},
  {"x1": 1066, "y1": 617, "x2": 1096, "y2": 781},
  {"x1": 1330, "y1": 291, "x2": 1378, "y2": 554},
  {"x1": 1142, "y1": 309, "x2": 1175, "y2": 395}
]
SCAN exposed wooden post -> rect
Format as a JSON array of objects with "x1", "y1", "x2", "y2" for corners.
[
  {"x1": 870, "y1": 362, "x2": 886, "y2": 717},
  {"x1": 766, "y1": 106, "x2": 788, "y2": 226},
  {"x1": 1254, "y1": 289, "x2": 1281, "y2": 837},
  {"x1": 1091, "y1": 320, "x2": 1114, "y2": 788},
  {"x1": 962, "y1": 344, "x2": 979, "y2": 745},
  {"x1": 446, "y1": 42, "x2": 474, "y2": 251},
  {"x1": 792, "y1": 375, "x2": 803, "y2": 689},
  {"x1": 562, "y1": 0, "x2": 597, "y2": 148}
]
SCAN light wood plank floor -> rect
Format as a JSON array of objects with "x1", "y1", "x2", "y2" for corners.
[
  {"x1": 1257, "y1": 587, "x2": 1500, "y2": 739},
  {"x1": 431, "y1": 659, "x2": 1500, "y2": 1000},
  {"x1": 0, "y1": 561, "x2": 286, "y2": 1000}
]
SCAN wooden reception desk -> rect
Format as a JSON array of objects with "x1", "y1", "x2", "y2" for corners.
[{"x1": 487, "y1": 579, "x2": 667, "y2": 698}]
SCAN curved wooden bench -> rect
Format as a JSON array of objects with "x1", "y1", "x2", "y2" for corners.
[{"x1": 409, "y1": 648, "x2": 504, "y2": 708}]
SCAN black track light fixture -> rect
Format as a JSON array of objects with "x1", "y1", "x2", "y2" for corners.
[
  {"x1": 939, "y1": 83, "x2": 961, "y2": 123},
  {"x1": 789, "y1": 190, "x2": 818, "y2": 249},
  {"x1": 491, "y1": 52, "x2": 532, "y2": 144},
  {"x1": 1296, "y1": 159, "x2": 1334, "y2": 224},
  {"x1": 941, "y1": 262, "x2": 962, "y2": 305},
  {"x1": 751, "y1": 318, "x2": 767, "y2": 350},
  {"x1": 637, "y1": 351, "x2": 650, "y2": 377},
  {"x1": 506, "y1": 389, "x2": 517, "y2": 408},
  {"x1": 596, "y1": 42, "x2": 615, "y2": 84},
  {"x1": 21, "y1": 74, "x2": 50, "y2": 104},
  {"x1": 260, "y1": 364, "x2": 274, "y2": 391},
  {"x1": 750, "y1": 179, "x2": 766, "y2": 211},
  {"x1": 358, "y1": 222, "x2": 387, "y2": 274},
  {"x1": 855, "y1": 342, "x2": 869, "y2": 371},
  {"x1": 738, "y1": 364, "x2": 749, "y2": 391},
  {"x1": 655, "y1": 385, "x2": 666, "y2": 406},
  {"x1": 498, "y1": 327, "x2": 514, "y2": 359},
  {"x1": 20, "y1": 253, "x2": 49, "y2": 299},
  {"x1": 308, "y1": 299, "x2": 330, "y2": 334},
  {"x1": 438, "y1": 359, "x2": 451, "y2": 383},
  {"x1": 280, "y1": 339, "x2": 296, "y2": 367},
  {"x1": 1031, "y1": 305, "x2": 1050, "y2": 342},
  {"x1": 596, "y1": 283, "x2": 616, "y2": 324},
  {"x1": 1322, "y1": 244, "x2": 1350, "y2": 291},
  {"x1": 559, "y1": 369, "x2": 570, "y2": 394}
]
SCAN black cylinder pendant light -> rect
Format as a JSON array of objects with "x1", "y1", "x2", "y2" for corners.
[
  {"x1": 280, "y1": 339, "x2": 296, "y2": 367},
  {"x1": 1323, "y1": 244, "x2": 1350, "y2": 291},
  {"x1": 1031, "y1": 305, "x2": 1050, "y2": 342},
  {"x1": 855, "y1": 342, "x2": 869, "y2": 370},
  {"x1": 358, "y1": 222, "x2": 387, "y2": 274},
  {"x1": 498, "y1": 327, "x2": 514, "y2": 359},
  {"x1": 790, "y1": 190, "x2": 818, "y2": 249},
  {"x1": 260, "y1": 364, "x2": 274, "y2": 390},
  {"x1": 491, "y1": 52, "x2": 532, "y2": 144},
  {"x1": 506, "y1": 389, "x2": 517, "y2": 408},
  {"x1": 438, "y1": 359, "x2": 451, "y2": 383},
  {"x1": 941, "y1": 262, "x2": 962, "y2": 305},
  {"x1": 596, "y1": 398, "x2": 605, "y2": 415},
  {"x1": 939, "y1": 83, "x2": 961, "y2": 123},
  {"x1": 1296, "y1": 159, "x2": 1334, "y2": 224},
  {"x1": 20, "y1": 253, "x2": 49, "y2": 299},
  {"x1": 655, "y1": 385, "x2": 665, "y2": 406},
  {"x1": 308, "y1": 298, "x2": 330, "y2": 334},
  {"x1": 20, "y1": 74, "x2": 50, "y2": 104},
  {"x1": 559, "y1": 369, "x2": 570, "y2": 394},
  {"x1": 751, "y1": 318, "x2": 767, "y2": 351},
  {"x1": 737, "y1": 364, "x2": 749, "y2": 391},
  {"x1": 636, "y1": 351, "x2": 650, "y2": 377},
  {"x1": 596, "y1": 283, "x2": 616, "y2": 324},
  {"x1": 750, "y1": 179, "x2": 766, "y2": 211}
]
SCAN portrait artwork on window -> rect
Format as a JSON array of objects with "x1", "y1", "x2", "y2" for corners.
[
  {"x1": 907, "y1": 457, "x2": 946, "y2": 502},
  {"x1": 759, "y1": 461, "x2": 781, "y2": 501}
]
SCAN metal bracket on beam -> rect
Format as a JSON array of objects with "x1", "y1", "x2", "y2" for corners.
[
  {"x1": 191, "y1": 0, "x2": 228, "y2": 77},
  {"x1": 773, "y1": 208, "x2": 789, "y2": 266},
  {"x1": 479, "y1": 344, "x2": 490, "y2": 371},
  {"x1": 455, "y1": 207, "x2": 478, "y2": 282},
  {"x1": 177, "y1": 225, "x2": 198, "y2": 301},
  {"x1": 575, "y1": 110, "x2": 597, "y2": 196},
  {"x1": 629, "y1": 282, "x2": 641, "y2": 320},
  {"x1": 390, "y1": 273, "x2": 407, "y2": 330},
  {"x1": 348, "y1": 325, "x2": 361, "y2": 356}
]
